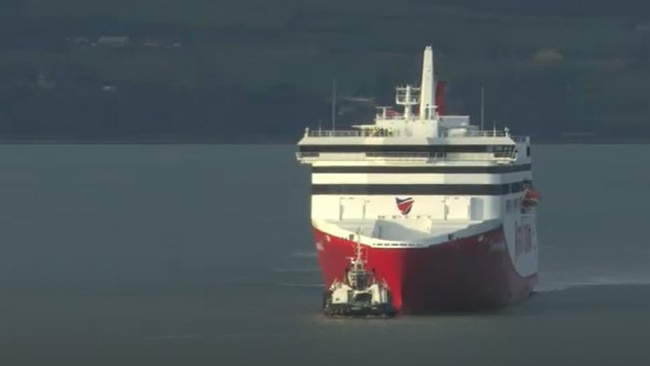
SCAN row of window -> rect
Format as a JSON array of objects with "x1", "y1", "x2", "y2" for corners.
[
  {"x1": 312, "y1": 164, "x2": 531, "y2": 174},
  {"x1": 312, "y1": 181, "x2": 533, "y2": 196},
  {"x1": 299, "y1": 144, "x2": 517, "y2": 154}
]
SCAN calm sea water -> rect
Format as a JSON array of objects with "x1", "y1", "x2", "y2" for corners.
[{"x1": 0, "y1": 144, "x2": 649, "y2": 365}]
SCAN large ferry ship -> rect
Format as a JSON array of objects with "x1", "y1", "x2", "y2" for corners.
[{"x1": 295, "y1": 45, "x2": 540, "y2": 313}]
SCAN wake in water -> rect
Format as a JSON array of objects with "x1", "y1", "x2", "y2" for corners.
[
  {"x1": 272, "y1": 250, "x2": 321, "y2": 288},
  {"x1": 536, "y1": 235, "x2": 650, "y2": 293},
  {"x1": 277, "y1": 282, "x2": 324, "y2": 288},
  {"x1": 535, "y1": 274, "x2": 650, "y2": 293},
  {"x1": 274, "y1": 266, "x2": 323, "y2": 289},
  {"x1": 289, "y1": 251, "x2": 318, "y2": 258},
  {"x1": 144, "y1": 334, "x2": 202, "y2": 341},
  {"x1": 278, "y1": 251, "x2": 650, "y2": 293},
  {"x1": 273, "y1": 267, "x2": 321, "y2": 273}
]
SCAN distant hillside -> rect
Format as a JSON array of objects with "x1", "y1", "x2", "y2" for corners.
[{"x1": 0, "y1": 1, "x2": 648, "y2": 142}]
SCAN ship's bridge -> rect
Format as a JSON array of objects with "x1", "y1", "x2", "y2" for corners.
[
  {"x1": 297, "y1": 122, "x2": 529, "y2": 165},
  {"x1": 301, "y1": 119, "x2": 526, "y2": 141}
]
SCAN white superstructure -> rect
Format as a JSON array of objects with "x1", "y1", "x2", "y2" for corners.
[{"x1": 296, "y1": 46, "x2": 538, "y2": 279}]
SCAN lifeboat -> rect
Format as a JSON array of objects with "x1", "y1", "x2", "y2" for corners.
[{"x1": 522, "y1": 188, "x2": 541, "y2": 208}]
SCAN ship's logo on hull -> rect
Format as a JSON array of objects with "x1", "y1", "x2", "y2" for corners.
[{"x1": 395, "y1": 197, "x2": 414, "y2": 215}]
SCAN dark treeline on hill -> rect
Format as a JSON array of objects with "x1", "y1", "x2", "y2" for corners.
[
  {"x1": 0, "y1": 82, "x2": 326, "y2": 143},
  {"x1": 416, "y1": 0, "x2": 647, "y2": 18},
  {"x1": 0, "y1": 0, "x2": 648, "y2": 143}
]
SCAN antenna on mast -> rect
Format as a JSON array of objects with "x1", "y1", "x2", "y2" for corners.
[
  {"x1": 419, "y1": 45, "x2": 434, "y2": 120},
  {"x1": 331, "y1": 79, "x2": 337, "y2": 131},
  {"x1": 354, "y1": 228, "x2": 364, "y2": 268},
  {"x1": 481, "y1": 85, "x2": 485, "y2": 131}
]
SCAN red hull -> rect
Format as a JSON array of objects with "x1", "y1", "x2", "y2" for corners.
[{"x1": 313, "y1": 225, "x2": 537, "y2": 314}]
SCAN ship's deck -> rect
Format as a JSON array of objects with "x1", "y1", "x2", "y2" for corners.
[
  {"x1": 314, "y1": 217, "x2": 502, "y2": 246},
  {"x1": 338, "y1": 219, "x2": 466, "y2": 241}
]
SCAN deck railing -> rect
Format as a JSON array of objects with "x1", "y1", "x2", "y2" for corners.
[
  {"x1": 304, "y1": 127, "x2": 528, "y2": 141},
  {"x1": 306, "y1": 129, "x2": 395, "y2": 137},
  {"x1": 296, "y1": 151, "x2": 517, "y2": 161}
]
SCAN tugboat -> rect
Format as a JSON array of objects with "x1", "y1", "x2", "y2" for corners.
[{"x1": 322, "y1": 230, "x2": 397, "y2": 318}]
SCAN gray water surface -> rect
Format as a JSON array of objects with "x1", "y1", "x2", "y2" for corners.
[{"x1": 0, "y1": 144, "x2": 649, "y2": 365}]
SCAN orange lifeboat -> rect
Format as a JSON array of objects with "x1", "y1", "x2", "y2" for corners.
[{"x1": 522, "y1": 187, "x2": 541, "y2": 208}]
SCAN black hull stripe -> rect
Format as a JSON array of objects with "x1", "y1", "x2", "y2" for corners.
[
  {"x1": 312, "y1": 181, "x2": 531, "y2": 196},
  {"x1": 312, "y1": 164, "x2": 531, "y2": 174}
]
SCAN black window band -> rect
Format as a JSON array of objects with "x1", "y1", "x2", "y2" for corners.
[
  {"x1": 311, "y1": 181, "x2": 531, "y2": 196},
  {"x1": 312, "y1": 164, "x2": 531, "y2": 174}
]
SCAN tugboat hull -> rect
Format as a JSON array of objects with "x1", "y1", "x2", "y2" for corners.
[
  {"x1": 319, "y1": 230, "x2": 398, "y2": 319},
  {"x1": 322, "y1": 290, "x2": 397, "y2": 318}
]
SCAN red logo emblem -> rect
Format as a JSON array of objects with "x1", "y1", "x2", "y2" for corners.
[{"x1": 395, "y1": 197, "x2": 414, "y2": 215}]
